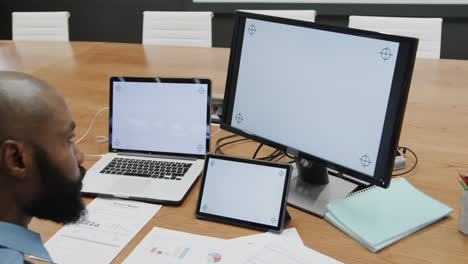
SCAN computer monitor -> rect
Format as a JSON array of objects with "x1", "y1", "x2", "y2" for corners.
[{"x1": 220, "y1": 12, "x2": 418, "y2": 216}]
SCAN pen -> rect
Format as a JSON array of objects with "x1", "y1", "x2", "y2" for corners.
[{"x1": 458, "y1": 172, "x2": 468, "y2": 191}]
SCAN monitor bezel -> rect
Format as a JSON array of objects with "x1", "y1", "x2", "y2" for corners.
[
  {"x1": 109, "y1": 76, "x2": 211, "y2": 159},
  {"x1": 220, "y1": 12, "x2": 418, "y2": 188}
]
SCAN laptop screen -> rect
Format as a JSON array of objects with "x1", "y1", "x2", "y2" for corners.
[{"x1": 109, "y1": 77, "x2": 211, "y2": 158}]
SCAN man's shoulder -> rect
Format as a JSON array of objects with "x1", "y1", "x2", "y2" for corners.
[{"x1": 0, "y1": 247, "x2": 24, "y2": 264}]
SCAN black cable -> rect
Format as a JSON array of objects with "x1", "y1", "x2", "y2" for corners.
[
  {"x1": 392, "y1": 146, "x2": 418, "y2": 177},
  {"x1": 273, "y1": 153, "x2": 286, "y2": 162},
  {"x1": 270, "y1": 150, "x2": 285, "y2": 161},
  {"x1": 215, "y1": 138, "x2": 250, "y2": 154},
  {"x1": 214, "y1": 134, "x2": 238, "y2": 154},
  {"x1": 252, "y1": 143, "x2": 264, "y2": 159},
  {"x1": 258, "y1": 149, "x2": 281, "y2": 161},
  {"x1": 285, "y1": 152, "x2": 296, "y2": 160},
  {"x1": 215, "y1": 134, "x2": 237, "y2": 146},
  {"x1": 215, "y1": 134, "x2": 297, "y2": 164}
]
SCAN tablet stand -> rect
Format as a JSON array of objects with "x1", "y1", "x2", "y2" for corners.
[{"x1": 283, "y1": 209, "x2": 291, "y2": 229}]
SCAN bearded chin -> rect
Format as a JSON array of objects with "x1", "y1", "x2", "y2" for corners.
[{"x1": 23, "y1": 146, "x2": 87, "y2": 224}]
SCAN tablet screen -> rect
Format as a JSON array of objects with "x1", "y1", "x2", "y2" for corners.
[{"x1": 196, "y1": 154, "x2": 291, "y2": 231}]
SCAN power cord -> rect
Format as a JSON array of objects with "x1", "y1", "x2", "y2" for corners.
[
  {"x1": 217, "y1": 135, "x2": 296, "y2": 163},
  {"x1": 258, "y1": 149, "x2": 282, "y2": 161},
  {"x1": 252, "y1": 143, "x2": 264, "y2": 159},
  {"x1": 211, "y1": 125, "x2": 222, "y2": 138},
  {"x1": 76, "y1": 106, "x2": 109, "y2": 144},
  {"x1": 215, "y1": 135, "x2": 249, "y2": 154},
  {"x1": 392, "y1": 146, "x2": 418, "y2": 177}
]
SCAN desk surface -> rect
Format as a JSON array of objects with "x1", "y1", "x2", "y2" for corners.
[{"x1": 1, "y1": 41, "x2": 467, "y2": 263}]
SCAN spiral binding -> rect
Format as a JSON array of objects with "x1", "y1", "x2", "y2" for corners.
[{"x1": 343, "y1": 177, "x2": 402, "y2": 199}]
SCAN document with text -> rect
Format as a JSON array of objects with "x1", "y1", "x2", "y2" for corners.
[{"x1": 42, "y1": 197, "x2": 161, "y2": 264}]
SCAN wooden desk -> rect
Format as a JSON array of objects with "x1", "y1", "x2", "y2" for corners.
[{"x1": 1, "y1": 41, "x2": 467, "y2": 263}]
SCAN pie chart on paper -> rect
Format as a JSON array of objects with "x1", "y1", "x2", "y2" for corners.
[{"x1": 205, "y1": 252, "x2": 222, "y2": 263}]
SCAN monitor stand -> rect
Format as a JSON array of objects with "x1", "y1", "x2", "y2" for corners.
[{"x1": 287, "y1": 155, "x2": 358, "y2": 218}]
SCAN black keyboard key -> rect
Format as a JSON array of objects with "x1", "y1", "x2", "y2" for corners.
[{"x1": 123, "y1": 172, "x2": 151, "y2": 177}]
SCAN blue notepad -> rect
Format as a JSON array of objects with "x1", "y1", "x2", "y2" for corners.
[{"x1": 324, "y1": 177, "x2": 453, "y2": 252}]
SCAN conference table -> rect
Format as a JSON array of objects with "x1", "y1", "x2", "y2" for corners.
[{"x1": 0, "y1": 41, "x2": 467, "y2": 263}]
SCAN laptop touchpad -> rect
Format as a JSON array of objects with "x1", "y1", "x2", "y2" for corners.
[{"x1": 109, "y1": 178, "x2": 150, "y2": 194}]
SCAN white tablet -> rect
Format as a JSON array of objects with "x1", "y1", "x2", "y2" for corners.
[{"x1": 195, "y1": 153, "x2": 291, "y2": 232}]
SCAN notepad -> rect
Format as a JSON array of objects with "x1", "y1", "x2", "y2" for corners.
[{"x1": 324, "y1": 177, "x2": 453, "y2": 253}]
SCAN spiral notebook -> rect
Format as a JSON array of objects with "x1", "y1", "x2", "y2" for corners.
[{"x1": 324, "y1": 177, "x2": 453, "y2": 253}]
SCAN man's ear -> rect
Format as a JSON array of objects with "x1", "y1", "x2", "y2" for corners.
[{"x1": 0, "y1": 140, "x2": 27, "y2": 180}]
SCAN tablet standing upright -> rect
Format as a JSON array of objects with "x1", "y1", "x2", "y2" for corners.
[{"x1": 196, "y1": 154, "x2": 292, "y2": 232}]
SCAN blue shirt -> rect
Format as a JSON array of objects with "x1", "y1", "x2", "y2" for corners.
[{"x1": 0, "y1": 221, "x2": 53, "y2": 264}]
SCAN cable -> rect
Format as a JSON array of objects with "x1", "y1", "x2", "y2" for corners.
[
  {"x1": 76, "y1": 107, "x2": 109, "y2": 144},
  {"x1": 215, "y1": 134, "x2": 246, "y2": 154},
  {"x1": 258, "y1": 149, "x2": 282, "y2": 161},
  {"x1": 214, "y1": 134, "x2": 297, "y2": 164},
  {"x1": 214, "y1": 134, "x2": 237, "y2": 154},
  {"x1": 285, "y1": 152, "x2": 296, "y2": 160},
  {"x1": 272, "y1": 153, "x2": 286, "y2": 162},
  {"x1": 211, "y1": 126, "x2": 222, "y2": 138},
  {"x1": 252, "y1": 143, "x2": 264, "y2": 159},
  {"x1": 95, "y1": 136, "x2": 108, "y2": 142},
  {"x1": 215, "y1": 138, "x2": 250, "y2": 154},
  {"x1": 392, "y1": 146, "x2": 418, "y2": 177}
]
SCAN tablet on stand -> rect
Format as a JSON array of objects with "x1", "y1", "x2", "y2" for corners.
[{"x1": 195, "y1": 153, "x2": 292, "y2": 232}]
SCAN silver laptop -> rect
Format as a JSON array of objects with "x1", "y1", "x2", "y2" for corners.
[{"x1": 82, "y1": 77, "x2": 211, "y2": 204}]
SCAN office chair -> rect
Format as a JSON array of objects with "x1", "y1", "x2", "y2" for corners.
[
  {"x1": 237, "y1": 10, "x2": 316, "y2": 22},
  {"x1": 142, "y1": 11, "x2": 213, "y2": 47},
  {"x1": 348, "y1": 16, "x2": 443, "y2": 59},
  {"x1": 12, "y1": 11, "x2": 70, "y2": 42}
]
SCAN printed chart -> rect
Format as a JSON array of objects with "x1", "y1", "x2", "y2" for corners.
[{"x1": 123, "y1": 227, "x2": 232, "y2": 264}]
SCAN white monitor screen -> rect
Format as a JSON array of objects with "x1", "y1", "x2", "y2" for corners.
[
  {"x1": 230, "y1": 18, "x2": 400, "y2": 177},
  {"x1": 199, "y1": 157, "x2": 288, "y2": 227},
  {"x1": 111, "y1": 80, "x2": 209, "y2": 156}
]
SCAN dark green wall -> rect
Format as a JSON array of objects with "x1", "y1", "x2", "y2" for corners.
[{"x1": 1, "y1": 0, "x2": 467, "y2": 59}]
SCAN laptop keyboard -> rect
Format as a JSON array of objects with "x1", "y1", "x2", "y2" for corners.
[{"x1": 100, "y1": 158, "x2": 192, "y2": 181}]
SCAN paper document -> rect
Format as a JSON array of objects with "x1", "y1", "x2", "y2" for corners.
[
  {"x1": 231, "y1": 228, "x2": 342, "y2": 264},
  {"x1": 230, "y1": 228, "x2": 304, "y2": 247},
  {"x1": 43, "y1": 197, "x2": 161, "y2": 264},
  {"x1": 123, "y1": 227, "x2": 238, "y2": 264},
  {"x1": 228, "y1": 228, "x2": 305, "y2": 263},
  {"x1": 123, "y1": 227, "x2": 341, "y2": 264},
  {"x1": 243, "y1": 241, "x2": 343, "y2": 264}
]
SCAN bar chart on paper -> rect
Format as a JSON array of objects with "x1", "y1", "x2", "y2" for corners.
[
  {"x1": 206, "y1": 252, "x2": 223, "y2": 263},
  {"x1": 148, "y1": 246, "x2": 191, "y2": 259},
  {"x1": 123, "y1": 227, "x2": 231, "y2": 264}
]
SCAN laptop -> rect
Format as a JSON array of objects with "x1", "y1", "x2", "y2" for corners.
[{"x1": 82, "y1": 77, "x2": 211, "y2": 204}]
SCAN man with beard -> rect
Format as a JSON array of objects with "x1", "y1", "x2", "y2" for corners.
[{"x1": 0, "y1": 72, "x2": 86, "y2": 263}]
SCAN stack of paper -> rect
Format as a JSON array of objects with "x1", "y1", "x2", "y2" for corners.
[{"x1": 123, "y1": 227, "x2": 343, "y2": 264}]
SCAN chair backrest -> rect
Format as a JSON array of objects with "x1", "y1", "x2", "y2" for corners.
[
  {"x1": 12, "y1": 11, "x2": 70, "y2": 42},
  {"x1": 238, "y1": 10, "x2": 316, "y2": 22},
  {"x1": 142, "y1": 11, "x2": 213, "y2": 47},
  {"x1": 348, "y1": 16, "x2": 443, "y2": 59}
]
